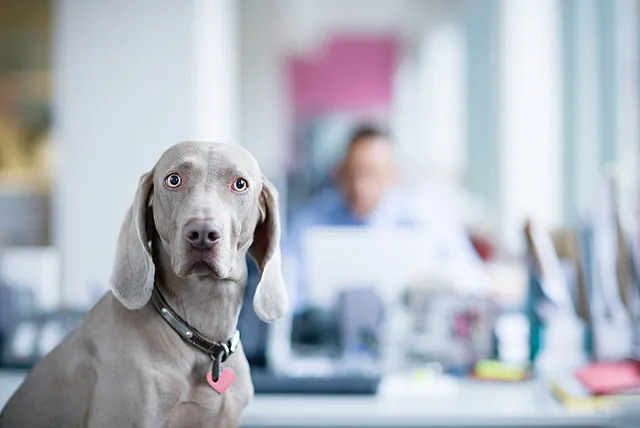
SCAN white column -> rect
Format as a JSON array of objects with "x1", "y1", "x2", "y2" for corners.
[
  {"x1": 390, "y1": 47, "x2": 421, "y2": 178},
  {"x1": 416, "y1": 24, "x2": 467, "y2": 181},
  {"x1": 615, "y1": 0, "x2": 639, "y2": 229},
  {"x1": 53, "y1": 0, "x2": 238, "y2": 307},
  {"x1": 239, "y1": 0, "x2": 288, "y2": 177},
  {"x1": 192, "y1": 0, "x2": 238, "y2": 144},
  {"x1": 499, "y1": 0, "x2": 563, "y2": 252},
  {"x1": 573, "y1": 0, "x2": 601, "y2": 216}
]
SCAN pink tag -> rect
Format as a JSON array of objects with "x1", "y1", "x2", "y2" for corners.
[{"x1": 206, "y1": 368, "x2": 235, "y2": 394}]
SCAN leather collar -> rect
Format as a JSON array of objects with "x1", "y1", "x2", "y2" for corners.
[{"x1": 150, "y1": 287, "x2": 240, "y2": 381}]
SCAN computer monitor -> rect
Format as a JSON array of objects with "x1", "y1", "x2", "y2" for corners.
[{"x1": 302, "y1": 226, "x2": 479, "y2": 307}]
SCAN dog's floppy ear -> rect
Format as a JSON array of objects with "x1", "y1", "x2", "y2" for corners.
[
  {"x1": 110, "y1": 171, "x2": 155, "y2": 309},
  {"x1": 249, "y1": 176, "x2": 289, "y2": 322}
]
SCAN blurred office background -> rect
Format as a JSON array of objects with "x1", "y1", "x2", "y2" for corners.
[{"x1": 1, "y1": 0, "x2": 640, "y2": 426}]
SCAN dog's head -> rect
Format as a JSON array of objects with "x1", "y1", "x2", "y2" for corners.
[{"x1": 109, "y1": 142, "x2": 288, "y2": 322}]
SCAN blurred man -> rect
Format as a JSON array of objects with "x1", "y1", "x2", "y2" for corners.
[
  {"x1": 292, "y1": 126, "x2": 403, "y2": 227},
  {"x1": 285, "y1": 124, "x2": 484, "y2": 309}
]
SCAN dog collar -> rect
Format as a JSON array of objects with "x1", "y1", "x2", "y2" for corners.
[{"x1": 150, "y1": 287, "x2": 240, "y2": 382}]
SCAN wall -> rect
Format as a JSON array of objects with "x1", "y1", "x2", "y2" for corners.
[{"x1": 53, "y1": 0, "x2": 238, "y2": 307}]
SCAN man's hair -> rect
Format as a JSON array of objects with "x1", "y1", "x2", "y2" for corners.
[{"x1": 346, "y1": 124, "x2": 390, "y2": 149}]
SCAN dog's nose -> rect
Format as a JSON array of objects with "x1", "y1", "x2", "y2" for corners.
[{"x1": 185, "y1": 220, "x2": 221, "y2": 250}]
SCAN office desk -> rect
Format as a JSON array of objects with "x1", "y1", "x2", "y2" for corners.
[
  {"x1": 241, "y1": 380, "x2": 620, "y2": 428},
  {"x1": 0, "y1": 371, "x2": 623, "y2": 427}
]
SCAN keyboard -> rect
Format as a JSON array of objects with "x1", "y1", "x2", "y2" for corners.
[{"x1": 250, "y1": 368, "x2": 381, "y2": 395}]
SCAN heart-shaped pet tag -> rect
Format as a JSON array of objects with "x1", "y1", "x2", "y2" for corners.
[{"x1": 206, "y1": 368, "x2": 235, "y2": 394}]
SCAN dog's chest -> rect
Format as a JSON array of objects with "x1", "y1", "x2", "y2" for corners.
[
  {"x1": 156, "y1": 364, "x2": 247, "y2": 426},
  {"x1": 163, "y1": 387, "x2": 222, "y2": 426},
  {"x1": 163, "y1": 382, "x2": 252, "y2": 428}
]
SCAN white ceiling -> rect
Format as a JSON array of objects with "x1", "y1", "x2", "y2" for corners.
[{"x1": 268, "y1": 0, "x2": 466, "y2": 54}]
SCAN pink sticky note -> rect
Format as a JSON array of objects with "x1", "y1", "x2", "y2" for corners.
[{"x1": 575, "y1": 361, "x2": 640, "y2": 395}]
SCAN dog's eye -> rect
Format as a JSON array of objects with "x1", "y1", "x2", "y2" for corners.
[
  {"x1": 232, "y1": 177, "x2": 248, "y2": 192},
  {"x1": 165, "y1": 173, "x2": 181, "y2": 188}
]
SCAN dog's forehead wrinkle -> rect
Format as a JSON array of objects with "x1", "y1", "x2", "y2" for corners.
[
  {"x1": 207, "y1": 151, "x2": 260, "y2": 183},
  {"x1": 155, "y1": 150, "x2": 203, "y2": 178},
  {"x1": 156, "y1": 142, "x2": 261, "y2": 180}
]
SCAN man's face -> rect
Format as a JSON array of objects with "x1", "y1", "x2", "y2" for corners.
[{"x1": 338, "y1": 136, "x2": 396, "y2": 219}]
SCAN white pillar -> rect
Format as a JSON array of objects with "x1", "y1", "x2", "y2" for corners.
[
  {"x1": 418, "y1": 24, "x2": 467, "y2": 182},
  {"x1": 499, "y1": 0, "x2": 563, "y2": 251},
  {"x1": 192, "y1": 0, "x2": 238, "y2": 144},
  {"x1": 573, "y1": 0, "x2": 601, "y2": 216},
  {"x1": 615, "y1": 0, "x2": 639, "y2": 229},
  {"x1": 239, "y1": 0, "x2": 288, "y2": 178},
  {"x1": 390, "y1": 47, "x2": 421, "y2": 178},
  {"x1": 53, "y1": 0, "x2": 238, "y2": 307}
]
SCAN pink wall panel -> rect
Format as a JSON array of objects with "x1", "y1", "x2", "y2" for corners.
[{"x1": 288, "y1": 35, "x2": 398, "y2": 117}]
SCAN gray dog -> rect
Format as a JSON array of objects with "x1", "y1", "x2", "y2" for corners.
[{"x1": 0, "y1": 142, "x2": 288, "y2": 427}]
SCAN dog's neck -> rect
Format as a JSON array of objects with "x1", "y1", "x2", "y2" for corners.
[{"x1": 151, "y1": 237, "x2": 247, "y2": 342}]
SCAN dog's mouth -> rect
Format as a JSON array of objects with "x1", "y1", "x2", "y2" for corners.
[
  {"x1": 184, "y1": 256, "x2": 230, "y2": 279},
  {"x1": 190, "y1": 260, "x2": 216, "y2": 274},
  {"x1": 173, "y1": 241, "x2": 234, "y2": 279}
]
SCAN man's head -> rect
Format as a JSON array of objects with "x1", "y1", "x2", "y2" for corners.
[{"x1": 337, "y1": 125, "x2": 396, "y2": 219}]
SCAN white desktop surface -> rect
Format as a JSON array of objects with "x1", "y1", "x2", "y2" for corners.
[
  {"x1": 0, "y1": 370, "x2": 618, "y2": 427},
  {"x1": 241, "y1": 381, "x2": 615, "y2": 428}
]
